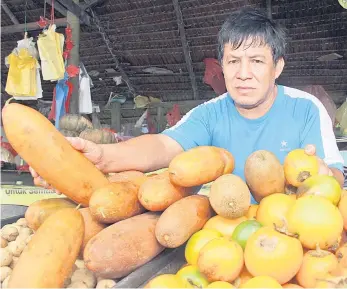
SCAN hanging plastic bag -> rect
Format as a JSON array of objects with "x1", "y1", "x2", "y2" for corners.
[
  {"x1": 37, "y1": 24, "x2": 65, "y2": 81},
  {"x1": 5, "y1": 37, "x2": 40, "y2": 98},
  {"x1": 166, "y1": 104, "x2": 181, "y2": 127},
  {"x1": 11, "y1": 69, "x2": 43, "y2": 100},
  {"x1": 54, "y1": 73, "x2": 70, "y2": 129},
  {"x1": 203, "y1": 58, "x2": 227, "y2": 95},
  {"x1": 336, "y1": 98, "x2": 347, "y2": 136},
  {"x1": 303, "y1": 85, "x2": 336, "y2": 125},
  {"x1": 15, "y1": 37, "x2": 43, "y2": 100},
  {"x1": 48, "y1": 80, "x2": 73, "y2": 121},
  {"x1": 79, "y1": 63, "x2": 93, "y2": 114}
]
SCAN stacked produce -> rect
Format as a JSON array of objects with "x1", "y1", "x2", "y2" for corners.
[
  {"x1": 59, "y1": 114, "x2": 116, "y2": 144},
  {"x1": 144, "y1": 149, "x2": 347, "y2": 288},
  {"x1": 1, "y1": 102, "x2": 347, "y2": 288}
]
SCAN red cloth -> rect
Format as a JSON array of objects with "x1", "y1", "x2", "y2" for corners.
[
  {"x1": 203, "y1": 58, "x2": 227, "y2": 95},
  {"x1": 166, "y1": 104, "x2": 181, "y2": 127},
  {"x1": 0, "y1": 136, "x2": 17, "y2": 157},
  {"x1": 17, "y1": 164, "x2": 30, "y2": 172},
  {"x1": 48, "y1": 81, "x2": 73, "y2": 120},
  {"x1": 146, "y1": 110, "x2": 156, "y2": 134}
]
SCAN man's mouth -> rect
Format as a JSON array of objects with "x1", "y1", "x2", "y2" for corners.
[{"x1": 236, "y1": 87, "x2": 255, "y2": 93}]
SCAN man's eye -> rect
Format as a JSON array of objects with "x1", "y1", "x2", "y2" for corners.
[
  {"x1": 228, "y1": 60, "x2": 238, "y2": 64},
  {"x1": 252, "y1": 59, "x2": 263, "y2": 63}
]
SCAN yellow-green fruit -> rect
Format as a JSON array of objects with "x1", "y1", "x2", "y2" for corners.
[
  {"x1": 287, "y1": 195, "x2": 343, "y2": 250},
  {"x1": 144, "y1": 274, "x2": 189, "y2": 288},
  {"x1": 240, "y1": 276, "x2": 282, "y2": 288},
  {"x1": 176, "y1": 265, "x2": 210, "y2": 288},
  {"x1": 296, "y1": 175, "x2": 342, "y2": 206},
  {"x1": 207, "y1": 281, "x2": 235, "y2": 288},
  {"x1": 185, "y1": 229, "x2": 222, "y2": 265}
]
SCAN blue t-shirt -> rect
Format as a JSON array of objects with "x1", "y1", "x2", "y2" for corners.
[{"x1": 162, "y1": 85, "x2": 344, "y2": 204}]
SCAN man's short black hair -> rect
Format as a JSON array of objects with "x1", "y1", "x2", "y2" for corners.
[{"x1": 218, "y1": 7, "x2": 286, "y2": 64}]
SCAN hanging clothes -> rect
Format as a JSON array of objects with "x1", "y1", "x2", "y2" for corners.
[
  {"x1": 37, "y1": 24, "x2": 65, "y2": 81},
  {"x1": 5, "y1": 37, "x2": 42, "y2": 100}
]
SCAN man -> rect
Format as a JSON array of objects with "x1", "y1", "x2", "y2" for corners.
[{"x1": 31, "y1": 7, "x2": 344, "y2": 204}]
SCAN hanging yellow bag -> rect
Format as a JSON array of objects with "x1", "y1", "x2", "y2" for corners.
[
  {"x1": 5, "y1": 48, "x2": 38, "y2": 97},
  {"x1": 37, "y1": 24, "x2": 65, "y2": 81}
]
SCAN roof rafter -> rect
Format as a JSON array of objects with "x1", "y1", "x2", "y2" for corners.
[
  {"x1": 173, "y1": 0, "x2": 199, "y2": 100},
  {"x1": 1, "y1": 18, "x2": 67, "y2": 34},
  {"x1": 46, "y1": 0, "x2": 67, "y2": 17},
  {"x1": 56, "y1": 0, "x2": 91, "y2": 25},
  {"x1": 266, "y1": 0, "x2": 272, "y2": 19},
  {"x1": 1, "y1": 2, "x2": 20, "y2": 24},
  {"x1": 89, "y1": 9, "x2": 137, "y2": 97}
]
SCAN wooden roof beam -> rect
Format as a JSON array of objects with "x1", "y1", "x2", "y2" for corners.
[
  {"x1": 1, "y1": 2, "x2": 19, "y2": 25},
  {"x1": 82, "y1": 0, "x2": 105, "y2": 10},
  {"x1": 46, "y1": 0, "x2": 67, "y2": 17},
  {"x1": 173, "y1": 0, "x2": 199, "y2": 100},
  {"x1": 89, "y1": 10, "x2": 137, "y2": 97},
  {"x1": 266, "y1": 0, "x2": 272, "y2": 19},
  {"x1": 1, "y1": 18, "x2": 67, "y2": 34},
  {"x1": 56, "y1": 0, "x2": 91, "y2": 25},
  {"x1": 47, "y1": 0, "x2": 103, "y2": 18}
]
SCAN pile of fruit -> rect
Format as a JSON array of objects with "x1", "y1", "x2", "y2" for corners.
[
  {"x1": 1, "y1": 103, "x2": 346, "y2": 288},
  {"x1": 143, "y1": 149, "x2": 347, "y2": 288}
]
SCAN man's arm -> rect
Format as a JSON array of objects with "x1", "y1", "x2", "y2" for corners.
[
  {"x1": 31, "y1": 102, "x2": 213, "y2": 188},
  {"x1": 99, "y1": 134, "x2": 183, "y2": 173},
  {"x1": 331, "y1": 168, "x2": 344, "y2": 188},
  {"x1": 99, "y1": 102, "x2": 213, "y2": 173},
  {"x1": 299, "y1": 95, "x2": 345, "y2": 187}
]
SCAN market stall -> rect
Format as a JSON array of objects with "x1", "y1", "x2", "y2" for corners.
[{"x1": 1, "y1": 0, "x2": 347, "y2": 288}]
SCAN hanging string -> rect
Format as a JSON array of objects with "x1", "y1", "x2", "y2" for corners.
[
  {"x1": 24, "y1": 0, "x2": 28, "y2": 38},
  {"x1": 43, "y1": 0, "x2": 47, "y2": 19},
  {"x1": 50, "y1": 0, "x2": 55, "y2": 25}
]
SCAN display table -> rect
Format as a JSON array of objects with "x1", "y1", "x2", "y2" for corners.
[{"x1": 0, "y1": 170, "x2": 62, "y2": 222}]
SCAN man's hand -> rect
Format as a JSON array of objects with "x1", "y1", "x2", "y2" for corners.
[
  {"x1": 304, "y1": 144, "x2": 333, "y2": 176},
  {"x1": 304, "y1": 144, "x2": 344, "y2": 187},
  {"x1": 29, "y1": 137, "x2": 104, "y2": 194}
]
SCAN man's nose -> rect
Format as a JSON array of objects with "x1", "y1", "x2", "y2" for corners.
[{"x1": 236, "y1": 61, "x2": 252, "y2": 80}]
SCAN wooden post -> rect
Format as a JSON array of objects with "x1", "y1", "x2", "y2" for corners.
[
  {"x1": 266, "y1": 0, "x2": 272, "y2": 19},
  {"x1": 67, "y1": 0, "x2": 80, "y2": 114},
  {"x1": 111, "y1": 102, "x2": 121, "y2": 133},
  {"x1": 173, "y1": 0, "x2": 199, "y2": 100}
]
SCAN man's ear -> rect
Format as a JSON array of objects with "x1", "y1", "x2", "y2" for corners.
[{"x1": 275, "y1": 57, "x2": 285, "y2": 79}]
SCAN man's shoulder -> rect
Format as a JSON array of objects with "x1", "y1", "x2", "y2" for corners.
[
  {"x1": 281, "y1": 85, "x2": 321, "y2": 109},
  {"x1": 188, "y1": 92, "x2": 231, "y2": 118},
  {"x1": 199, "y1": 92, "x2": 230, "y2": 108}
]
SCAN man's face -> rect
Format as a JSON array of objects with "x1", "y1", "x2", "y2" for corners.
[{"x1": 221, "y1": 39, "x2": 284, "y2": 109}]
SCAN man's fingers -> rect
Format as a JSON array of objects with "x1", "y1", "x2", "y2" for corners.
[
  {"x1": 304, "y1": 144, "x2": 316, "y2": 156},
  {"x1": 66, "y1": 137, "x2": 95, "y2": 153},
  {"x1": 29, "y1": 167, "x2": 39, "y2": 178},
  {"x1": 33, "y1": 177, "x2": 50, "y2": 189},
  {"x1": 34, "y1": 177, "x2": 61, "y2": 194},
  {"x1": 66, "y1": 137, "x2": 85, "y2": 151}
]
